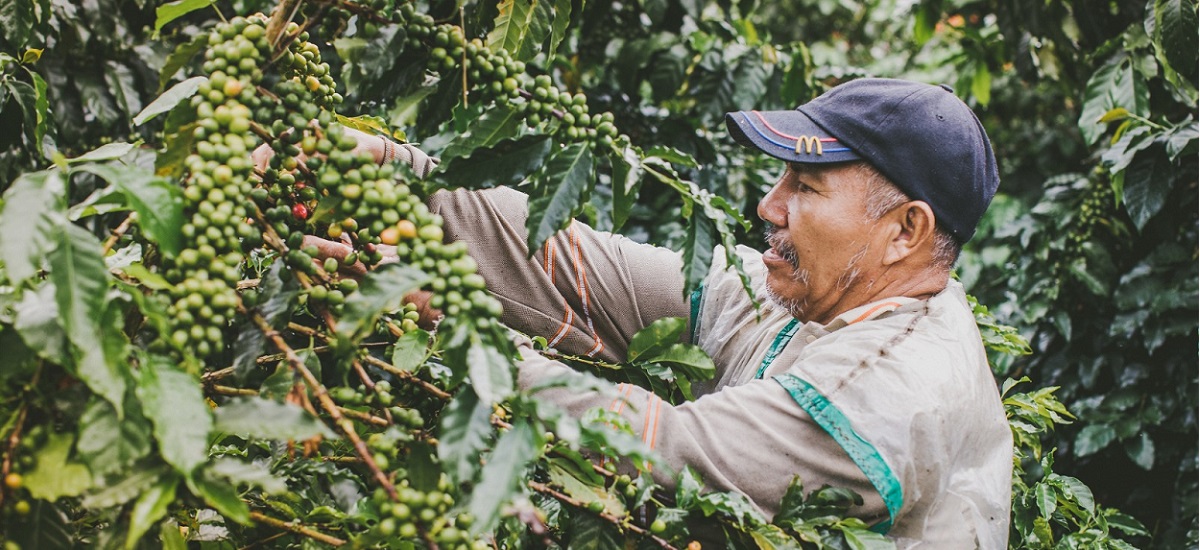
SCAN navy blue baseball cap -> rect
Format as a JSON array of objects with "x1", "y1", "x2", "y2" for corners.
[{"x1": 726, "y1": 78, "x2": 999, "y2": 243}]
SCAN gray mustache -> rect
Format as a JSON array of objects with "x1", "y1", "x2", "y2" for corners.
[{"x1": 765, "y1": 227, "x2": 799, "y2": 270}]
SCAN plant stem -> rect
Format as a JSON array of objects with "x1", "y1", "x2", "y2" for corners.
[
  {"x1": 102, "y1": 212, "x2": 136, "y2": 255},
  {"x1": 527, "y1": 480, "x2": 677, "y2": 550},
  {"x1": 246, "y1": 307, "x2": 399, "y2": 501},
  {"x1": 248, "y1": 511, "x2": 346, "y2": 546}
]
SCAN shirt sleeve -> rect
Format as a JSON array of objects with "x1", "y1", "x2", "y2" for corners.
[
  {"x1": 514, "y1": 341, "x2": 888, "y2": 523},
  {"x1": 429, "y1": 187, "x2": 689, "y2": 362}
]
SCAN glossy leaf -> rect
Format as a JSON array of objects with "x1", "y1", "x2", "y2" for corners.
[
  {"x1": 681, "y1": 212, "x2": 716, "y2": 296},
  {"x1": 214, "y1": 397, "x2": 335, "y2": 441},
  {"x1": 24, "y1": 433, "x2": 93, "y2": 501},
  {"x1": 75, "y1": 163, "x2": 185, "y2": 257},
  {"x1": 133, "y1": 76, "x2": 206, "y2": 126},
  {"x1": 76, "y1": 397, "x2": 152, "y2": 479},
  {"x1": 335, "y1": 263, "x2": 431, "y2": 340},
  {"x1": 437, "y1": 134, "x2": 551, "y2": 190},
  {"x1": 526, "y1": 142, "x2": 593, "y2": 255},
  {"x1": 126, "y1": 475, "x2": 179, "y2": 549},
  {"x1": 137, "y1": 355, "x2": 212, "y2": 475},
  {"x1": 487, "y1": 0, "x2": 537, "y2": 61},
  {"x1": 627, "y1": 317, "x2": 687, "y2": 361},
  {"x1": 391, "y1": 328, "x2": 430, "y2": 371},
  {"x1": 468, "y1": 420, "x2": 541, "y2": 533},
  {"x1": 1122, "y1": 148, "x2": 1172, "y2": 230},
  {"x1": 437, "y1": 388, "x2": 494, "y2": 483},
  {"x1": 154, "y1": 0, "x2": 216, "y2": 32},
  {"x1": 51, "y1": 224, "x2": 126, "y2": 412},
  {"x1": 468, "y1": 334, "x2": 515, "y2": 403},
  {"x1": 0, "y1": 170, "x2": 64, "y2": 282}
]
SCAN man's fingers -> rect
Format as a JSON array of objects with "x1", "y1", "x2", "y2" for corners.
[{"x1": 302, "y1": 235, "x2": 368, "y2": 278}]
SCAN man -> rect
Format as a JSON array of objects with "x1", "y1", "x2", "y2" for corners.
[{"x1": 323, "y1": 78, "x2": 1013, "y2": 546}]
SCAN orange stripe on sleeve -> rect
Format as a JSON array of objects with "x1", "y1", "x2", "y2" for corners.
[
  {"x1": 848, "y1": 301, "x2": 904, "y2": 325},
  {"x1": 646, "y1": 397, "x2": 663, "y2": 450}
]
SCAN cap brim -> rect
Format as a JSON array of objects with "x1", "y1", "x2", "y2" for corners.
[{"x1": 725, "y1": 110, "x2": 861, "y2": 164}]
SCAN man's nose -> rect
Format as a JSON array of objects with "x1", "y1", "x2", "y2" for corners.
[{"x1": 757, "y1": 181, "x2": 786, "y2": 227}]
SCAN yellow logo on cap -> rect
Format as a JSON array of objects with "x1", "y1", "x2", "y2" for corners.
[{"x1": 794, "y1": 136, "x2": 823, "y2": 155}]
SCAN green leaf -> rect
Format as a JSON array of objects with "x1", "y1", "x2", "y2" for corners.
[
  {"x1": 105, "y1": 61, "x2": 143, "y2": 119},
  {"x1": 548, "y1": 463, "x2": 627, "y2": 517},
  {"x1": 1079, "y1": 57, "x2": 1150, "y2": 146},
  {"x1": 646, "y1": 343, "x2": 716, "y2": 382},
  {"x1": 436, "y1": 135, "x2": 552, "y2": 190},
  {"x1": 154, "y1": 0, "x2": 215, "y2": 32},
  {"x1": 468, "y1": 334, "x2": 515, "y2": 403},
  {"x1": 10, "y1": 501, "x2": 72, "y2": 550},
  {"x1": 971, "y1": 62, "x2": 991, "y2": 107},
  {"x1": 1074, "y1": 424, "x2": 1116, "y2": 456},
  {"x1": 1123, "y1": 432, "x2": 1155, "y2": 470},
  {"x1": 76, "y1": 397, "x2": 152, "y2": 479},
  {"x1": 392, "y1": 328, "x2": 430, "y2": 371},
  {"x1": 564, "y1": 510, "x2": 624, "y2": 549},
  {"x1": 68, "y1": 142, "x2": 136, "y2": 164},
  {"x1": 13, "y1": 283, "x2": 70, "y2": 366},
  {"x1": 133, "y1": 76, "x2": 206, "y2": 126},
  {"x1": 30, "y1": 71, "x2": 49, "y2": 151},
  {"x1": 0, "y1": 170, "x2": 65, "y2": 282},
  {"x1": 1122, "y1": 148, "x2": 1172, "y2": 230},
  {"x1": 159, "y1": 32, "x2": 209, "y2": 91},
  {"x1": 81, "y1": 466, "x2": 167, "y2": 509},
  {"x1": 406, "y1": 441, "x2": 440, "y2": 492},
  {"x1": 76, "y1": 163, "x2": 185, "y2": 257},
  {"x1": 627, "y1": 317, "x2": 687, "y2": 361},
  {"x1": 437, "y1": 388, "x2": 494, "y2": 484},
  {"x1": 207, "y1": 457, "x2": 287, "y2": 494},
  {"x1": 213, "y1": 397, "x2": 335, "y2": 441},
  {"x1": 842, "y1": 527, "x2": 895, "y2": 550},
  {"x1": 1050, "y1": 474, "x2": 1095, "y2": 515},
  {"x1": 547, "y1": 0, "x2": 572, "y2": 55},
  {"x1": 119, "y1": 263, "x2": 174, "y2": 290},
  {"x1": 468, "y1": 420, "x2": 541, "y2": 533},
  {"x1": 438, "y1": 106, "x2": 526, "y2": 164},
  {"x1": 911, "y1": 0, "x2": 939, "y2": 46},
  {"x1": 608, "y1": 144, "x2": 643, "y2": 230},
  {"x1": 1156, "y1": 0, "x2": 1199, "y2": 86},
  {"x1": 681, "y1": 213, "x2": 716, "y2": 295},
  {"x1": 487, "y1": 0, "x2": 537, "y2": 61},
  {"x1": 126, "y1": 475, "x2": 179, "y2": 550},
  {"x1": 335, "y1": 263, "x2": 432, "y2": 340},
  {"x1": 160, "y1": 521, "x2": 187, "y2": 550},
  {"x1": 137, "y1": 355, "x2": 212, "y2": 475},
  {"x1": 526, "y1": 142, "x2": 593, "y2": 254},
  {"x1": 187, "y1": 469, "x2": 251, "y2": 525},
  {"x1": 24, "y1": 432, "x2": 94, "y2": 501},
  {"x1": 52, "y1": 224, "x2": 126, "y2": 413},
  {"x1": 1035, "y1": 482, "x2": 1057, "y2": 518},
  {"x1": 0, "y1": 0, "x2": 35, "y2": 48}
]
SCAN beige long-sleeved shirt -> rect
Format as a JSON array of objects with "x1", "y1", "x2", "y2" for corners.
[{"x1": 430, "y1": 186, "x2": 1012, "y2": 548}]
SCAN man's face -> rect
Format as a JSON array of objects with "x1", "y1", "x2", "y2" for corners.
[{"x1": 756, "y1": 162, "x2": 888, "y2": 323}]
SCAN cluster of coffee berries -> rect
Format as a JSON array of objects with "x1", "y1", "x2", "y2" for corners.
[
  {"x1": 371, "y1": 478, "x2": 488, "y2": 549},
  {"x1": 165, "y1": 17, "x2": 270, "y2": 358},
  {"x1": 417, "y1": 22, "x2": 621, "y2": 149}
]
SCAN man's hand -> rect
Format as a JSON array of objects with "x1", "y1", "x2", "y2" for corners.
[
  {"x1": 252, "y1": 125, "x2": 389, "y2": 173},
  {"x1": 301, "y1": 235, "x2": 397, "y2": 279}
]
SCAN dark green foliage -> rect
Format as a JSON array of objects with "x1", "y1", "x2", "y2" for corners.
[{"x1": 0, "y1": 0, "x2": 1193, "y2": 549}]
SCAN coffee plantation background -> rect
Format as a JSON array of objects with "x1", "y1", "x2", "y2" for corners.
[{"x1": 0, "y1": 0, "x2": 1195, "y2": 548}]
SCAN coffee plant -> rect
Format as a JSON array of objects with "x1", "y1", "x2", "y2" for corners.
[{"x1": 0, "y1": 0, "x2": 1189, "y2": 548}]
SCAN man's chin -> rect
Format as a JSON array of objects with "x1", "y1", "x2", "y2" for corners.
[{"x1": 764, "y1": 279, "x2": 807, "y2": 320}]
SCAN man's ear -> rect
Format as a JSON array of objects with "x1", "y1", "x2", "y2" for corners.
[{"x1": 881, "y1": 201, "x2": 937, "y2": 266}]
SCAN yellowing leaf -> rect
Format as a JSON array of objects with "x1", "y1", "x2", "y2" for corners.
[{"x1": 21, "y1": 48, "x2": 42, "y2": 64}]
